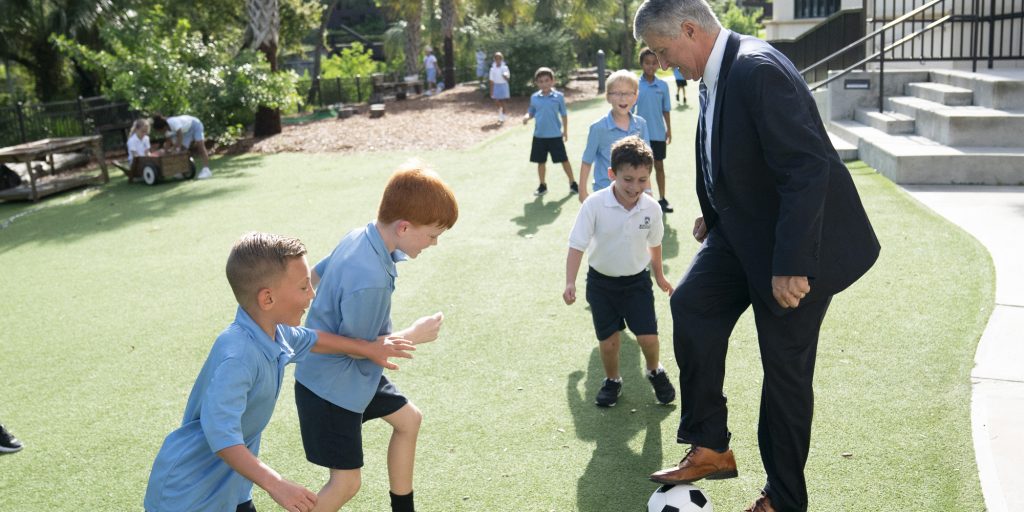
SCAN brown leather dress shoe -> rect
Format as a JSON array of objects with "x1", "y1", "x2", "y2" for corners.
[
  {"x1": 649, "y1": 445, "x2": 738, "y2": 484},
  {"x1": 743, "y1": 491, "x2": 776, "y2": 512}
]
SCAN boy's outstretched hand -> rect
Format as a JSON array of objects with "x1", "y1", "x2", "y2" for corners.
[
  {"x1": 369, "y1": 336, "x2": 416, "y2": 370},
  {"x1": 403, "y1": 312, "x2": 445, "y2": 344},
  {"x1": 267, "y1": 478, "x2": 317, "y2": 512}
]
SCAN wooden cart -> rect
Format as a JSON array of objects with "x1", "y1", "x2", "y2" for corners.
[{"x1": 115, "y1": 152, "x2": 196, "y2": 185}]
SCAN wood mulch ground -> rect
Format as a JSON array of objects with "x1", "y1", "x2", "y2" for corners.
[{"x1": 239, "y1": 80, "x2": 601, "y2": 155}]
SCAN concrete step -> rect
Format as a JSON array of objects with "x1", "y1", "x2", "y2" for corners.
[
  {"x1": 828, "y1": 131, "x2": 858, "y2": 161},
  {"x1": 885, "y1": 96, "x2": 1024, "y2": 147},
  {"x1": 906, "y1": 82, "x2": 974, "y2": 106},
  {"x1": 854, "y1": 108, "x2": 915, "y2": 134},
  {"x1": 930, "y1": 69, "x2": 1024, "y2": 109},
  {"x1": 830, "y1": 118, "x2": 1024, "y2": 185}
]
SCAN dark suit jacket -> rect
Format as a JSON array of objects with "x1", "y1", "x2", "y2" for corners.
[{"x1": 697, "y1": 32, "x2": 880, "y2": 316}]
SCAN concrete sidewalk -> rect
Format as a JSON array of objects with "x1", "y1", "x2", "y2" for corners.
[{"x1": 904, "y1": 185, "x2": 1024, "y2": 512}]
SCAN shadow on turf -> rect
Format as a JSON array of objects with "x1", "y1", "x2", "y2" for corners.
[
  {"x1": 0, "y1": 154, "x2": 261, "y2": 254},
  {"x1": 568, "y1": 332, "x2": 676, "y2": 510},
  {"x1": 511, "y1": 194, "x2": 574, "y2": 237}
]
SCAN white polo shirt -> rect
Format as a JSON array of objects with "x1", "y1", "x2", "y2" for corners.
[
  {"x1": 126, "y1": 134, "x2": 150, "y2": 164},
  {"x1": 568, "y1": 186, "x2": 664, "y2": 277}
]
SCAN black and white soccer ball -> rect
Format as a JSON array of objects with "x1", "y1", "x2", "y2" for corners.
[{"x1": 647, "y1": 483, "x2": 713, "y2": 512}]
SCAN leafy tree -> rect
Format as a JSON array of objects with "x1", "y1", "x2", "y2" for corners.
[
  {"x1": 55, "y1": 10, "x2": 299, "y2": 144},
  {"x1": 475, "y1": 18, "x2": 575, "y2": 96},
  {"x1": 320, "y1": 41, "x2": 377, "y2": 101},
  {"x1": 713, "y1": 0, "x2": 763, "y2": 36},
  {"x1": 0, "y1": 0, "x2": 115, "y2": 101}
]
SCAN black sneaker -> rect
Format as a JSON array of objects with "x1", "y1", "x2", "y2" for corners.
[
  {"x1": 658, "y1": 198, "x2": 674, "y2": 213},
  {"x1": 534, "y1": 183, "x2": 548, "y2": 196},
  {"x1": 0, "y1": 424, "x2": 23, "y2": 453},
  {"x1": 569, "y1": 181, "x2": 579, "y2": 194},
  {"x1": 647, "y1": 368, "x2": 676, "y2": 405},
  {"x1": 595, "y1": 378, "x2": 623, "y2": 407}
]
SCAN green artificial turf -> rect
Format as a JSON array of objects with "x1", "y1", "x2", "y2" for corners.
[{"x1": 0, "y1": 92, "x2": 991, "y2": 511}]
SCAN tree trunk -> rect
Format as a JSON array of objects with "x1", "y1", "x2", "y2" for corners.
[
  {"x1": 247, "y1": 0, "x2": 282, "y2": 136},
  {"x1": 29, "y1": 41, "x2": 65, "y2": 102},
  {"x1": 441, "y1": 0, "x2": 456, "y2": 87},
  {"x1": 307, "y1": 0, "x2": 340, "y2": 106},
  {"x1": 403, "y1": 4, "x2": 422, "y2": 77},
  {"x1": 621, "y1": 0, "x2": 635, "y2": 70}
]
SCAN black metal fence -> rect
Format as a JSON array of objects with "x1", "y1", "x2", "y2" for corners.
[
  {"x1": 866, "y1": 0, "x2": 1024, "y2": 67},
  {"x1": 0, "y1": 96, "x2": 135, "y2": 151},
  {"x1": 298, "y1": 67, "x2": 479, "y2": 108},
  {"x1": 771, "y1": 9, "x2": 867, "y2": 85}
]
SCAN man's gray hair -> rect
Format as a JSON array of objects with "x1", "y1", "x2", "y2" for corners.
[{"x1": 633, "y1": 0, "x2": 721, "y2": 41}]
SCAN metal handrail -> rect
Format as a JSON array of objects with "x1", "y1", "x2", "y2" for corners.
[
  {"x1": 807, "y1": 14, "x2": 953, "y2": 90},
  {"x1": 799, "y1": 0, "x2": 946, "y2": 76}
]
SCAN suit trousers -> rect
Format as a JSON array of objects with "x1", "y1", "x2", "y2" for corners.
[{"x1": 670, "y1": 225, "x2": 831, "y2": 512}]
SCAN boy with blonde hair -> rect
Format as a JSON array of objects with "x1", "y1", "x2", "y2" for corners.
[
  {"x1": 522, "y1": 66, "x2": 578, "y2": 196},
  {"x1": 295, "y1": 164, "x2": 459, "y2": 512},
  {"x1": 579, "y1": 70, "x2": 650, "y2": 203},
  {"x1": 144, "y1": 232, "x2": 414, "y2": 512},
  {"x1": 564, "y1": 136, "x2": 675, "y2": 408}
]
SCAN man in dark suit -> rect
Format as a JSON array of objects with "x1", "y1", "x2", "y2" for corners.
[{"x1": 633, "y1": 1, "x2": 881, "y2": 511}]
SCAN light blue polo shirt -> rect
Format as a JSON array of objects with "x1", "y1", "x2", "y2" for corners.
[
  {"x1": 582, "y1": 112, "x2": 650, "y2": 191},
  {"x1": 528, "y1": 89, "x2": 568, "y2": 139},
  {"x1": 295, "y1": 222, "x2": 404, "y2": 413},
  {"x1": 144, "y1": 308, "x2": 318, "y2": 512},
  {"x1": 634, "y1": 76, "x2": 671, "y2": 142}
]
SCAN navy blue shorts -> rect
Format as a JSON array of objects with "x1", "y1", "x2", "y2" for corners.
[
  {"x1": 585, "y1": 267, "x2": 658, "y2": 341},
  {"x1": 650, "y1": 140, "x2": 667, "y2": 161},
  {"x1": 295, "y1": 376, "x2": 408, "y2": 470},
  {"x1": 530, "y1": 137, "x2": 569, "y2": 163}
]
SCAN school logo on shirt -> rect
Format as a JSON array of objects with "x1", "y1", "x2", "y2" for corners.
[{"x1": 639, "y1": 216, "x2": 651, "y2": 230}]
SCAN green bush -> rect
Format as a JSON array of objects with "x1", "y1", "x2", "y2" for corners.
[
  {"x1": 474, "y1": 17, "x2": 577, "y2": 97},
  {"x1": 54, "y1": 11, "x2": 299, "y2": 145},
  {"x1": 715, "y1": 0, "x2": 763, "y2": 36},
  {"x1": 320, "y1": 42, "x2": 378, "y2": 102}
]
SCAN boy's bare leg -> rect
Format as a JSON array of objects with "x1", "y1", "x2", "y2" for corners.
[
  {"x1": 191, "y1": 141, "x2": 211, "y2": 169},
  {"x1": 313, "y1": 468, "x2": 361, "y2": 512},
  {"x1": 599, "y1": 331, "x2": 622, "y2": 379},
  {"x1": 537, "y1": 162, "x2": 547, "y2": 185},
  {"x1": 636, "y1": 334, "x2": 661, "y2": 372},
  {"x1": 561, "y1": 161, "x2": 575, "y2": 183},
  {"x1": 653, "y1": 160, "x2": 667, "y2": 200},
  {"x1": 381, "y1": 403, "x2": 423, "y2": 496}
]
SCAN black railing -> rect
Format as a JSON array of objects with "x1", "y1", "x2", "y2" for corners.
[
  {"x1": 785, "y1": 0, "x2": 1023, "y2": 113},
  {"x1": 771, "y1": 9, "x2": 866, "y2": 85},
  {"x1": 0, "y1": 96, "x2": 135, "y2": 151},
  {"x1": 795, "y1": 0, "x2": 841, "y2": 19},
  {"x1": 298, "y1": 67, "x2": 477, "y2": 108}
]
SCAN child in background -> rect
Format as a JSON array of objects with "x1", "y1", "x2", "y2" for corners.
[
  {"x1": 578, "y1": 70, "x2": 650, "y2": 203},
  {"x1": 563, "y1": 136, "x2": 675, "y2": 408},
  {"x1": 673, "y1": 66, "x2": 688, "y2": 105},
  {"x1": 522, "y1": 67, "x2": 578, "y2": 197},
  {"x1": 489, "y1": 52, "x2": 511, "y2": 124},
  {"x1": 127, "y1": 119, "x2": 152, "y2": 165},
  {"x1": 634, "y1": 48, "x2": 675, "y2": 213},
  {"x1": 423, "y1": 47, "x2": 439, "y2": 95},
  {"x1": 152, "y1": 114, "x2": 212, "y2": 179},
  {"x1": 144, "y1": 232, "x2": 414, "y2": 512}
]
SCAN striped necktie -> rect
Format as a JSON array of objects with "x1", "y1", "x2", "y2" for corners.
[{"x1": 698, "y1": 80, "x2": 714, "y2": 199}]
